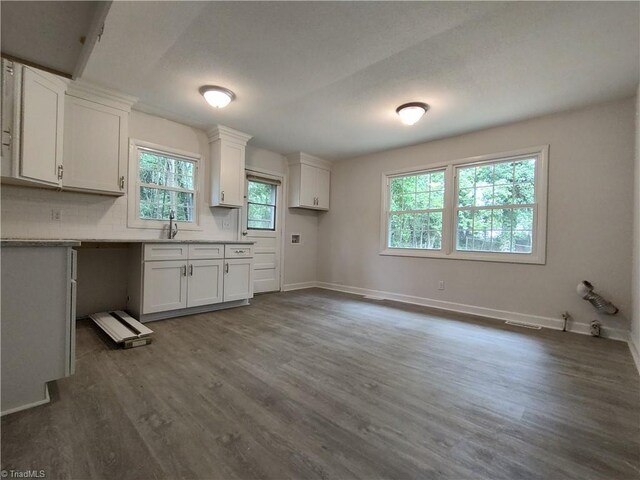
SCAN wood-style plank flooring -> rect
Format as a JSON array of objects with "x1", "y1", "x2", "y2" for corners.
[{"x1": 2, "y1": 289, "x2": 639, "y2": 480}]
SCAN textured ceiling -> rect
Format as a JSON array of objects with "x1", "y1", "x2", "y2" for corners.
[
  {"x1": 82, "y1": 1, "x2": 639, "y2": 161},
  {"x1": 1, "y1": 1, "x2": 103, "y2": 76}
]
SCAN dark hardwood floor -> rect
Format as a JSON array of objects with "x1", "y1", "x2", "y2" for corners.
[{"x1": 2, "y1": 288, "x2": 639, "y2": 480}]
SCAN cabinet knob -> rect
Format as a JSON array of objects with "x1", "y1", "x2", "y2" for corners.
[
  {"x1": 242, "y1": 231, "x2": 248, "y2": 236},
  {"x1": 225, "y1": 262, "x2": 229, "y2": 274},
  {"x1": 221, "y1": 191, "x2": 225, "y2": 202},
  {"x1": 119, "y1": 176, "x2": 125, "y2": 190}
]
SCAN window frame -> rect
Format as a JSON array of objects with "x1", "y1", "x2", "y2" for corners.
[
  {"x1": 246, "y1": 178, "x2": 277, "y2": 232},
  {"x1": 380, "y1": 145, "x2": 549, "y2": 264},
  {"x1": 127, "y1": 139, "x2": 202, "y2": 231}
]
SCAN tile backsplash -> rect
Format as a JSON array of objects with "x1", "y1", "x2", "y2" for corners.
[{"x1": 1, "y1": 185, "x2": 237, "y2": 240}]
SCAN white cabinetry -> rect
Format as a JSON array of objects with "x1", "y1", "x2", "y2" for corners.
[
  {"x1": 188, "y1": 259, "x2": 224, "y2": 307},
  {"x1": 1, "y1": 60, "x2": 67, "y2": 188},
  {"x1": 1, "y1": 245, "x2": 77, "y2": 414},
  {"x1": 287, "y1": 152, "x2": 331, "y2": 210},
  {"x1": 208, "y1": 125, "x2": 252, "y2": 208},
  {"x1": 128, "y1": 242, "x2": 253, "y2": 322},
  {"x1": 63, "y1": 83, "x2": 134, "y2": 195},
  {"x1": 223, "y1": 245, "x2": 254, "y2": 302},
  {"x1": 142, "y1": 260, "x2": 188, "y2": 314}
]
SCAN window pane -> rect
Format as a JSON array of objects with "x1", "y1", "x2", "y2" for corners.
[
  {"x1": 458, "y1": 167, "x2": 475, "y2": 189},
  {"x1": 513, "y1": 207, "x2": 533, "y2": 230},
  {"x1": 391, "y1": 170, "x2": 445, "y2": 212},
  {"x1": 514, "y1": 159, "x2": 535, "y2": 183},
  {"x1": 494, "y1": 185, "x2": 513, "y2": 205},
  {"x1": 139, "y1": 151, "x2": 195, "y2": 190},
  {"x1": 390, "y1": 176, "x2": 416, "y2": 195},
  {"x1": 457, "y1": 206, "x2": 534, "y2": 254},
  {"x1": 492, "y1": 208, "x2": 513, "y2": 231},
  {"x1": 248, "y1": 203, "x2": 275, "y2": 230},
  {"x1": 476, "y1": 165, "x2": 493, "y2": 185},
  {"x1": 139, "y1": 187, "x2": 194, "y2": 222},
  {"x1": 389, "y1": 213, "x2": 442, "y2": 250},
  {"x1": 493, "y1": 162, "x2": 513, "y2": 185},
  {"x1": 513, "y1": 182, "x2": 534, "y2": 204},
  {"x1": 513, "y1": 231, "x2": 533, "y2": 253},
  {"x1": 429, "y1": 190, "x2": 444, "y2": 209},
  {"x1": 248, "y1": 180, "x2": 276, "y2": 205},
  {"x1": 474, "y1": 186, "x2": 493, "y2": 207}
]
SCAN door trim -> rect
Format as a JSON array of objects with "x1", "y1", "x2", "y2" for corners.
[{"x1": 242, "y1": 166, "x2": 286, "y2": 292}]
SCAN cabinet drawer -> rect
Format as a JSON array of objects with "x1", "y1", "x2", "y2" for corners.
[
  {"x1": 188, "y1": 244, "x2": 224, "y2": 260},
  {"x1": 224, "y1": 244, "x2": 253, "y2": 258},
  {"x1": 144, "y1": 243, "x2": 188, "y2": 261}
]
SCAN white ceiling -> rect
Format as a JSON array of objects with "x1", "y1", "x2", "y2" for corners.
[
  {"x1": 1, "y1": 1, "x2": 106, "y2": 76},
  {"x1": 82, "y1": 1, "x2": 639, "y2": 161}
]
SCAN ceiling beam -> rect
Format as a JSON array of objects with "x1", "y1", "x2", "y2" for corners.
[{"x1": 72, "y1": 1, "x2": 112, "y2": 80}]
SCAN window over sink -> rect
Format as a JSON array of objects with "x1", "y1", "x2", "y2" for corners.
[{"x1": 128, "y1": 140, "x2": 201, "y2": 230}]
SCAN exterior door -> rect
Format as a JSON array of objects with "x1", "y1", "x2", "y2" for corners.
[{"x1": 242, "y1": 173, "x2": 282, "y2": 293}]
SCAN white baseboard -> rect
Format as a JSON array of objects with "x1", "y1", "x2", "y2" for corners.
[
  {"x1": 628, "y1": 335, "x2": 640, "y2": 375},
  {"x1": 310, "y1": 281, "x2": 629, "y2": 342},
  {"x1": 282, "y1": 281, "x2": 319, "y2": 292},
  {"x1": 1, "y1": 383, "x2": 50, "y2": 417}
]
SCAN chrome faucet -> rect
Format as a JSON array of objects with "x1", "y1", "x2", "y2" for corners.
[{"x1": 168, "y1": 210, "x2": 178, "y2": 239}]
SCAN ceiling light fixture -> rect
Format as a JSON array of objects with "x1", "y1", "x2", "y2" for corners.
[
  {"x1": 199, "y1": 85, "x2": 235, "y2": 108},
  {"x1": 396, "y1": 102, "x2": 429, "y2": 125}
]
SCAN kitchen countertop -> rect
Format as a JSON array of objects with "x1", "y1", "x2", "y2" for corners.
[
  {"x1": 1, "y1": 239, "x2": 82, "y2": 247},
  {"x1": 1, "y1": 238, "x2": 254, "y2": 247}
]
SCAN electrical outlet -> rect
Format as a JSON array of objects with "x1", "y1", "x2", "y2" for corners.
[
  {"x1": 51, "y1": 209, "x2": 61, "y2": 221},
  {"x1": 438, "y1": 280, "x2": 445, "y2": 291},
  {"x1": 222, "y1": 217, "x2": 231, "y2": 230}
]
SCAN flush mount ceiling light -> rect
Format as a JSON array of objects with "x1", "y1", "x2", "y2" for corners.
[
  {"x1": 199, "y1": 85, "x2": 235, "y2": 108},
  {"x1": 396, "y1": 102, "x2": 429, "y2": 126}
]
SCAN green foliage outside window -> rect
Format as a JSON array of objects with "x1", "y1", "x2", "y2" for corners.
[
  {"x1": 138, "y1": 150, "x2": 195, "y2": 222},
  {"x1": 247, "y1": 180, "x2": 276, "y2": 230},
  {"x1": 388, "y1": 171, "x2": 444, "y2": 249},
  {"x1": 456, "y1": 158, "x2": 535, "y2": 253}
]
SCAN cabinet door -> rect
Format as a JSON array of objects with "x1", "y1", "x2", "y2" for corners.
[
  {"x1": 20, "y1": 67, "x2": 65, "y2": 186},
  {"x1": 63, "y1": 96, "x2": 127, "y2": 194},
  {"x1": 219, "y1": 142, "x2": 244, "y2": 207},
  {"x1": 299, "y1": 163, "x2": 317, "y2": 207},
  {"x1": 187, "y1": 259, "x2": 224, "y2": 307},
  {"x1": 316, "y1": 168, "x2": 330, "y2": 210},
  {"x1": 223, "y1": 258, "x2": 254, "y2": 302},
  {"x1": 143, "y1": 261, "x2": 187, "y2": 314},
  {"x1": 1, "y1": 60, "x2": 16, "y2": 173}
]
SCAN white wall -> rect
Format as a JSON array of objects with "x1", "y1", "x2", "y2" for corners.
[
  {"x1": 1, "y1": 111, "x2": 236, "y2": 241},
  {"x1": 318, "y1": 97, "x2": 636, "y2": 336},
  {"x1": 245, "y1": 146, "x2": 319, "y2": 288},
  {"x1": 0, "y1": 111, "x2": 319, "y2": 312},
  {"x1": 632, "y1": 87, "x2": 640, "y2": 357}
]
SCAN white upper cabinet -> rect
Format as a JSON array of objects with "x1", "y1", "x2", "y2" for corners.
[
  {"x1": 63, "y1": 82, "x2": 135, "y2": 195},
  {"x1": 1, "y1": 60, "x2": 66, "y2": 188},
  {"x1": 208, "y1": 125, "x2": 252, "y2": 208},
  {"x1": 287, "y1": 152, "x2": 331, "y2": 211}
]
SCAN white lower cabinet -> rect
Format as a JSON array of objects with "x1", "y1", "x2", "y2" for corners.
[
  {"x1": 129, "y1": 243, "x2": 253, "y2": 321},
  {"x1": 224, "y1": 258, "x2": 254, "y2": 302},
  {"x1": 187, "y1": 259, "x2": 224, "y2": 307},
  {"x1": 143, "y1": 260, "x2": 187, "y2": 314}
]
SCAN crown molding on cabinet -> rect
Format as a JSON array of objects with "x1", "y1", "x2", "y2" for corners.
[
  {"x1": 286, "y1": 152, "x2": 332, "y2": 170},
  {"x1": 206, "y1": 125, "x2": 253, "y2": 146},
  {"x1": 66, "y1": 80, "x2": 138, "y2": 112}
]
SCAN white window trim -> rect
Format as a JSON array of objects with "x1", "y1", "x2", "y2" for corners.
[
  {"x1": 380, "y1": 145, "x2": 549, "y2": 264},
  {"x1": 127, "y1": 139, "x2": 203, "y2": 231}
]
